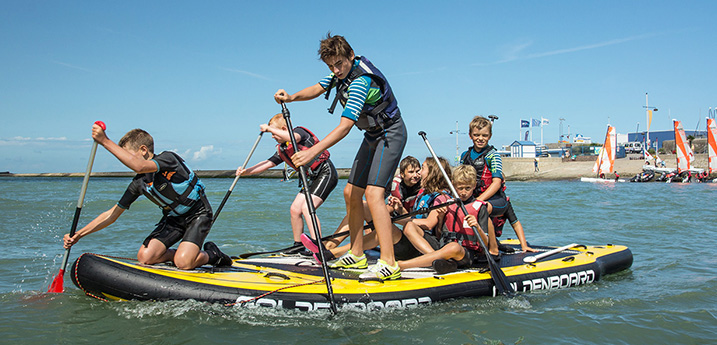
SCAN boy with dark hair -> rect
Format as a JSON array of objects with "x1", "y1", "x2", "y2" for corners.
[
  {"x1": 62, "y1": 125, "x2": 231, "y2": 270},
  {"x1": 275, "y1": 33, "x2": 407, "y2": 280}
]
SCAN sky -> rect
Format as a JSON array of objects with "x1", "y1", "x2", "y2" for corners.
[{"x1": 1, "y1": 1, "x2": 716, "y2": 173}]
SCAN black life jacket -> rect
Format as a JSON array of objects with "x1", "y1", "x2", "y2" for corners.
[
  {"x1": 277, "y1": 126, "x2": 330, "y2": 172},
  {"x1": 460, "y1": 145, "x2": 506, "y2": 195},
  {"x1": 325, "y1": 56, "x2": 400, "y2": 131},
  {"x1": 389, "y1": 176, "x2": 420, "y2": 211},
  {"x1": 143, "y1": 152, "x2": 203, "y2": 216}
]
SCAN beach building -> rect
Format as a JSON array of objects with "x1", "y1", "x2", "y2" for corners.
[
  {"x1": 509, "y1": 141, "x2": 536, "y2": 158},
  {"x1": 627, "y1": 130, "x2": 706, "y2": 150}
]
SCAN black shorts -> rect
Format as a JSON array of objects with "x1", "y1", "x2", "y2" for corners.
[
  {"x1": 143, "y1": 199, "x2": 212, "y2": 248},
  {"x1": 393, "y1": 231, "x2": 440, "y2": 261},
  {"x1": 486, "y1": 192, "x2": 509, "y2": 217},
  {"x1": 304, "y1": 160, "x2": 338, "y2": 201},
  {"x1": 348, "y1": 116, "x2": 407, "y2": 189}
]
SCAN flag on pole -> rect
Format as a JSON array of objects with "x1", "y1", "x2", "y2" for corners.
[
  {"x1": 520, "y1": 120, "x2": 529, "y2": 128},
  {"x1": 541, "y1": 117, "x2": 550, "y2": 125},
  {"x1": 532, "y1": 118, "x2": 540, "y2": 127}
]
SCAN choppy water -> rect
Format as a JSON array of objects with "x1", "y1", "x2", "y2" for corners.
[{"x1": 1, "y1": 177, "x2": 715, "y2": 344}]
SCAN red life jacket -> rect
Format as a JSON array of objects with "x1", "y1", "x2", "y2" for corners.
[
  {"x1": 277, "y1": 126, "x2": 330, "y2": 171},
  {"x1": 389, "y1": 176, "x2": 420, "y2": 211},
  {"x1": 441, "y1": 198, "x2": 487, "y2": 252}
]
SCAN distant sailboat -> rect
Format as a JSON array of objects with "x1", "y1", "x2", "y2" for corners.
[
  {"x1": 581, "y1": 126, "x2": 623, "y2": 182},
  {"x1": 708, "y1": 117, "x2": 717, "y2": 176},
  {"x1": 672, "y1": 119, "x2": 703, "y2": 182}
]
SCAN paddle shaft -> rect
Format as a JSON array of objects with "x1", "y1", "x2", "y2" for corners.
[
  {"x1": 281, "y1": 103, "x2": 338, "y2": 314},
  {"x1": 213, "y1": 132, "x2": 263, "y2": 223},
  {"x1": 523, "y1": 243, "x2": 579, "y2": 263},
  {"x1": 237, "y1": 199, "x2": 456, "y2": 259},
  {"x1": 418, "y1": 131, "x2": 514, "y2": 297},
  {"x1": 49, "y1": 121, "x2": 105, "y2": 293}
]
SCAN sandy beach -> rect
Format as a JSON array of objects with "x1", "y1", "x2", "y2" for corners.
[{"x1": 3, "y1": 153, "x2": 709, "y2": 181}]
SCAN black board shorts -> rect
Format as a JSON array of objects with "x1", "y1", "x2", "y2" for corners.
[
  {"x1": 143, "y1": 199, "x2": 212, "y2": 248},
  {"x1": 393, "y1": 230, "x2": 440, "y2": 261},
  {"x1": 348, "y1": 116, "x2": 407, "y2": 189},
  {"x1": 304, "y1": 160, "x2": 338, "y2": 201}
]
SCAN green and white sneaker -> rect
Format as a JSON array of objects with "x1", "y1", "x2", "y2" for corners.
[
  {"x1": 328, "y1": 250, "x2": 368, "y2": 269},
  {"x1": 358, "y1": 259, "x2": 401, "y2": 280}
]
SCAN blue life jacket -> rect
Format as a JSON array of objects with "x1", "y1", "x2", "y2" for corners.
[
  {"x1": 144, "y1": 152, "x2": 204, "y2": 216},
  {"x1": 326, "y1": 56, "x2": 400, "y2": 130}
]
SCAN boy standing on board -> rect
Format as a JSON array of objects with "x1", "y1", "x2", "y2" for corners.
[
  {"x1": 236, "y1": 113, "x2": 338, "y2": 250},
  {"x1": 62, "y1": 125, "x2": 231, "y2": 269},
  {"x1": 274, "y1": 33, "x2": 407, "y2": 280}
]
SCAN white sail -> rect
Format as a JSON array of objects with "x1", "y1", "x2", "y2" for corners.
[
  {"x1": 708, "y1": 118, "x2": 717, "y2": 174},
  {"x1": 673, "y1": 120, "x2": 694, "y2": 173},
  {"x1": 592, "y1": 126, "x2": 616, "y2": 176}
]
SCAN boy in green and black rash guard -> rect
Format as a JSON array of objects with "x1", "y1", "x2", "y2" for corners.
[
  {"x1": 62, "y1": 125, "x2": 231, "y2": 270},
  {"x1": 274, "y1": 33, "x2": 406, "y2": 280}
]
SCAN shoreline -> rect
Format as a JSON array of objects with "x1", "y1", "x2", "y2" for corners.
[{"x1": 2, "y1": 153, "x2": 710, "y2": 181}]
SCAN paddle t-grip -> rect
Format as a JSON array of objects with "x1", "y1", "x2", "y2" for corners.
[{"x1": 94, "y1": 121, "x2": 106, "y2": 131}]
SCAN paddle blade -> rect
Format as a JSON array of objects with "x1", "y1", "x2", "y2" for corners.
[{"x1": 47, "y1": 269, "x2": 65, "y2": 293}]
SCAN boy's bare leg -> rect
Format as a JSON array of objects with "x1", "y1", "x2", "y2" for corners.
[
  {"x1": 173, "y1": 241, "x2": 209, "y2": 269},
  {"x1": 137, "y1": 239, "x2": 175, "y2": 265},
  {"x1": 403, "y1": 221, "x2": 436, "y2": 255},
  {"x1": 290, "y1": 193, "x2": 325, "y2": 241},
  {"x1": 398, "y1": 242, "x2": 465, "y2": 269},
  {"x1": 365, "y1": 185, "x2": 395, "y2": 266},
  {"x1": 345, "y1": 184, "x2": 366, "y2": 257}
]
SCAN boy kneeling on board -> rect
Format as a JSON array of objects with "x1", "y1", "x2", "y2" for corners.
[{"x1": 62, "y1": 125, "x2": 232, "y2": 270}]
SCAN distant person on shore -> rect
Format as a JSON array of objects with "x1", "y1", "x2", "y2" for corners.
[
  {"x1": 534, "y1": 157, "x2": 539, "y2": 172},
  {"x1": 275, "y1": 33, "x2": 407, "y2": 280},
  {"x1": 614, "y1": 171, "x2": 620, "y2": 182},
  {"x1": 324, "y1": 156, "x2": 421, "y2": 250},
  {"x1": 236, "y1": 114, "x2": 338, "y2": 253},
  {"x1": 459, "y1": 116, "x2": 508, "y2": 257},
  {"x1": 63, "y1": 126, "x2": 231, "y2": 270}
]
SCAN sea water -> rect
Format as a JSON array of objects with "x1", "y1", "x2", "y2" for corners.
[{"x1": 0, "y1": 177, "x2": 715, "y2": 344}]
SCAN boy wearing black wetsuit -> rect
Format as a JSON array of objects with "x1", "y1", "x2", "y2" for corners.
[{"x1": 62, "y1": 126, "x2": 231, "y2": 269}]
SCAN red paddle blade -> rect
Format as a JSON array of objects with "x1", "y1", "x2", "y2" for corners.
[{"x1": 47, "y1": 269, "x2": 65, "y2": 293}]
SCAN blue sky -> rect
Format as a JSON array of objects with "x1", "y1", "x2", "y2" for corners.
[{"x1": 2, "y1": 1, "x2": 716, "y2": 173}]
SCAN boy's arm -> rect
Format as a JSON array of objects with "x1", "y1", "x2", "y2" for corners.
[
  {"x1": 291, "y1": 117, "x2": 354, "y2": 167},
  {"x1": 63, "y1": 205, "x2": 125, "y2": 249},
  {"x1": 476, "y1": 177, "x2": 502, "y2": 201},
  {"x1": 236, "y1": 160, "x2": 277, "y2": 176},
  {"x1": 92, "y1": 124, "x2": 157, "y2": 174},
  {"x1": 274, "y1": 84, "x2": 325, "y2": 103}
]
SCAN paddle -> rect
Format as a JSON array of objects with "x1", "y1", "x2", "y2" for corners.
[
  {"x1": 523, "y1": 243, "x2": 579, "y2": 263},
  {"x1": 237, "y1": 199, "x2": 456, "y2": 259},
  {"x1": 418, "y1": 131, "x2": 515, "y2": 297},
  {"x1": 212, "y1": 132, "x2": 263, "y2": 224},
  {"x1": 48, "y1": 121, "x2": 106, "y2": 293},
  {"x1": 281, "y1": 103, "x2": 338, "y2": 314}
]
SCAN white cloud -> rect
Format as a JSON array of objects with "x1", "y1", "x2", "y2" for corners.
[{"x1": 191, "y1": 145, "x2": 221, "y2": 161}]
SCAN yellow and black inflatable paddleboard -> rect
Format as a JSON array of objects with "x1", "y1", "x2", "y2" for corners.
[{"x1": 71, "y1": 239, "x2": 632, "y2": 311}]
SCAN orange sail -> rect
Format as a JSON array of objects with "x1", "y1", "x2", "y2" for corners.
[
  {"x1": 592, "y1": 126, "x2": 616, "y2": 177},
  {"x1": 708, "y1": 118, "x2": 717, "y2": 174},
  {"x1": 673, "y1": 120, "x2": 694, "y2": 173}
]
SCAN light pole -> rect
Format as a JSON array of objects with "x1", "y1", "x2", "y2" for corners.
[
  {"x1": 559, "y1": 118, "x2": 566, "y2": 143},
  {"x1": 449, "y1": 121, "x2": 465, "y2": 165}
]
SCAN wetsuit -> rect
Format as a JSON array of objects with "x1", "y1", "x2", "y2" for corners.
[
  {"x1": 268, "y1": 127, "x2": 338, "y2": 200},
  {"x1": 117, "y1": 151, "x2": 212, "y2": 248},
  {"x1": 320, "y1": 56, "x2": 406, "y2": 189}
]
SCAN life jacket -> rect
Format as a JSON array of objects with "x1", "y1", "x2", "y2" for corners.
[
  {"x1": 276, "y1": 126, "x2": 330, "y2": 172},
  {"x1": 389, "y1": 176, "x2": 420, "y2": 211},
  {"x1": 460, "y1": 145, "x2": 505, "y2": 194},
  {"x1": 325, "y1": 56, "x2": 400, "y2": 131},
  {"x1": 411, "y1": 190, "x2": 445, "y2": 219},
  {"x1": 144, "y1": 152, "x2": 204, "y2": 216},
  {"x1": 441, "y1": 198, "x2": 487, "y2": 252}
]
